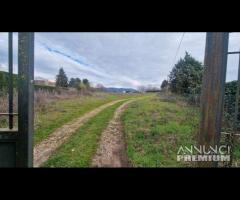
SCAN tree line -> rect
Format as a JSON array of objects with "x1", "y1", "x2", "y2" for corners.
[{"x1": 55, "y1": 67, "x2": 90, "y2": 90}]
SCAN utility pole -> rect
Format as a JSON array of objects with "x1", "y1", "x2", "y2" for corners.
[{"x1": 198, "y1": 32, "x2": 229, "y2": 167}]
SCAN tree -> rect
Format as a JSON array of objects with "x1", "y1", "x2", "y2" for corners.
[
  {"x1": 82, "y1": 79, "x2": 90, "y2": 88},
  {"x1": 96, "y1": 83, "x2": 105, "y2": 91},
  {"x1": 69, "y1": 78, "x2": 81, "y2": 88},
  {"x1": 96, "y1": 83, "x2": 105, "y2": 89},
  {"x1": 56, "y1": 68, "x2": 68, "y2": 88},
  {"x1": 161, "y1": 80, "x2": 168, "y2": 90},
  {"x1": 75, "y1": 78, "x2": 81, "y2": 87},
  {"x1": 137, "y1": 85, "x2": 146, "y2": 93},
  {"x1": 68, "y1": 78, "x2": 75, "y2": 87},
  {"x1": 168, "y1": 52, "x2": 203, "y2": 95}
]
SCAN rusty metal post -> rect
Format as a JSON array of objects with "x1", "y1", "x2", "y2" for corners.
[{"x1": 198, "y1": 32, "x2": 229, "y2": 167}]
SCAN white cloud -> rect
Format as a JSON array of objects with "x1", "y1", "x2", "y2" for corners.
[{"x1": 1, "y1": 32, "x2": 240, "y2": 88}]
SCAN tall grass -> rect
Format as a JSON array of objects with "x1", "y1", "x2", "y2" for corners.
[
  {"x1": 0, "y1": 88, "x2": 97, "y2": 129},
  {"x1": 0, "y1": 91, "x2": 18, "y2": 128}
]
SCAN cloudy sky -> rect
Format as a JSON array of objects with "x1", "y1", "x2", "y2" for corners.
[{"x1": 0, "y1": 32, "x2": 240, "y2": 89}]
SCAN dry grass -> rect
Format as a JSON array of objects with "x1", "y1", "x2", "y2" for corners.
[
  {"x1": 0, "y1": 88, "x2": 96, "y2": 129},
  {"x1": 34, "y1": 88, "x2": 98, "y2": 111},
  {"x1": 0, "y1": 92, "x2": 18, "y2": 128}
]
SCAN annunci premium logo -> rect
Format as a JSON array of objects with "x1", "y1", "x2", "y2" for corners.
[{"x1": 177, "y1": 145, "x2": 231, "y2": 162}]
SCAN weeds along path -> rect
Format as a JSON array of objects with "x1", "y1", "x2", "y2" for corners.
[
  {"x1": 91, "y1": 99, "x2": 136, "y2": 167},
  {"x1": 33, "y1": 99, "x2": 126, "y2": 167}
]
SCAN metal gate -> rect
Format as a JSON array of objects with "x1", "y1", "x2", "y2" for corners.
[{"x1": 0, "y1": 32, "x2": 34, "y2": 167}]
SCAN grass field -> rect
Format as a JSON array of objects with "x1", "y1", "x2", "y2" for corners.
[
  {"x1": 42, "y1": 100, "x2": 127, "y2": 167},
  {"x1": 34, "y1": 93, "x2": 137, "y2": 145},
  {"x1": 121, "y1": 93, "x2": 200, "y2": 167},
  {"x1": 3, "y1": 90, "x2": 238, "y2": 167}
]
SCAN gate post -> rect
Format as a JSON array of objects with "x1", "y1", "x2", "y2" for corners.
[
  {"x1": 17, "y1": 33, "x2": 35, "y2": 167},
  {"x1": 198, "y1": 32, "x2": 229, "y2": 167}
]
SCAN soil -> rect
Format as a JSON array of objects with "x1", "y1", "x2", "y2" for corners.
[
  {"x1": 33, "y1": 99, "x2": 125, "y2": 167},
  {"x1": 91, "y1": 100, "x2": 135, "y2": 167}
]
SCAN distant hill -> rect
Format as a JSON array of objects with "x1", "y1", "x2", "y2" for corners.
[{"x1": 103, "y1": 87, "x2": 138, "y2": 93}]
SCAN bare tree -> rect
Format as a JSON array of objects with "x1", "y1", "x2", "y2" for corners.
[{"x1": 137, "y1": 85, "x2": 146, "y2": 93}]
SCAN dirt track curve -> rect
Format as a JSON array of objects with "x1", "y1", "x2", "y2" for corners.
[{"x1": 33, "y1": 99, "x2": 125, "y2": 167}]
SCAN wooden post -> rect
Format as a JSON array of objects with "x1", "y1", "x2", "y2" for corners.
[
  {"x1": 198, "y1": 32, "x2": 229, "y2": 167},
  {"x1": 17, "y1": 33, "x2": 34, "y2": 167}
]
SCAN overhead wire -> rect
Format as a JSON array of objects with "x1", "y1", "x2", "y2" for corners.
[
  {"x1": 166, "y1": 32, "x2": 185, "y2": 82},
  {"x1": 171, "y1": 32, "x2": 185, "y2": 69}
]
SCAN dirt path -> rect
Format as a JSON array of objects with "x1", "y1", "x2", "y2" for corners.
[
  {"x1": 33, "y1": 99, "x2": 126, "y2": 167},
  {"x1": 91, "y1": 99, "x2": 135, "y2": 167}
]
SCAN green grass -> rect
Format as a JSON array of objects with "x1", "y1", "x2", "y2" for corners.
[
  {"x1": 42, "y1": 100, "x2": 128, "y2": 167},
  {"x1": 233, "y1": 143, "x2": 240, "y2": 166},
  {"x1": 121, "y1": 94, "x2": 200, "y2": 167},
  {"x1": 34, "y1": 93, "x2": 135, "y2": 145},
  {"x1": 224, "y1": 137, "x2": 240, "y2": 167}
]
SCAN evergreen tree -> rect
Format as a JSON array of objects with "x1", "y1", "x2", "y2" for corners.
[
  {"x1": 56, "y1": 68, "x2": 68, "y2": 87},
  {"x1": 68, "y1": 78, "x2": 76, "y2": 87},
  {"x1": 169, "y1": 52, "x2": 203, "y2": 95},
  {"x1": 82, "y1": 79, "x2": 90, "y2": 88},
  {"x1": 75, "y1": 78, "x2": 81, "y2": 87},
  {"x1": 161, "y1": 80, "x2": 168, "y2": 89},
  {"x1": 68, "y1": 78, "x2": 81, "y2": 88}
]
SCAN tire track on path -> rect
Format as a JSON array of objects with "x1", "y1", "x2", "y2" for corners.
[
  {"x1": 34, "y1": 99, "x2": 126, "y2": 167},
  {"x1": 91, "y1": 99, "x2": 136, "y2": 167}
]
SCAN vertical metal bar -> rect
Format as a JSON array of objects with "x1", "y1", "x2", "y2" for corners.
[
  {"x1": 198, "y1": 32, "x2": 229, "y2": 167},
  {"x1": 230, "y1": 51, "x2": 240, "y2": 166},
  {"x1": 17, "y1": 32, "x2": 34, "y2": 167},
  {"x1": 8, "y1": 32, "x2": 13, "y2": 129},
  {"x1": 234, "y1": 51, "x2": 240, "y2": 132}
]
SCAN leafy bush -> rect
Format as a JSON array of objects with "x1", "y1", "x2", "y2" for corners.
[{"x1": 223, "y1": 81, "x2": 239, "y2": 131}]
